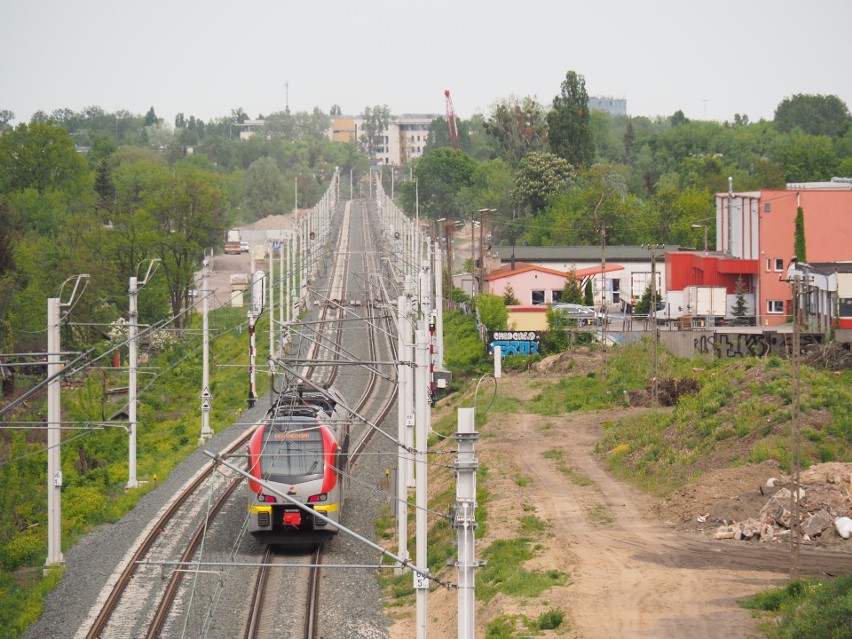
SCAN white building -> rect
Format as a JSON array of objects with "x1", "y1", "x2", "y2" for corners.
[{"x1": 329, "y1": 114, "x2": 439, "y2": 165}]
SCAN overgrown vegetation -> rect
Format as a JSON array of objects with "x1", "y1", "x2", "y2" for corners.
[
  {"x1": 598, "y1": 352, "x2": 852, "y2": 494},
  {"x1": 0, "y1": 307, "x2": 270, "y2": 637}
]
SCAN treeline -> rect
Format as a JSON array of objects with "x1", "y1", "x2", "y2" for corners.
[
  {"x1": 0, "y1": 105, "x2": 368, "y2": 358},
  {"x1": 398, "y1": 74, "x2": 852, "y2": 253}
]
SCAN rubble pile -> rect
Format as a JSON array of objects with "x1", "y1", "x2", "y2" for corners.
[{"x1": 713, "y1": 463, "x2": 852, "y2": 544}]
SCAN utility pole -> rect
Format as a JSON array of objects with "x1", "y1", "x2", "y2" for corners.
[
  {"x1": 470, "y1": 217, "x2": 476, "y2": 297},
  {"x1": 199, "y1": 255, "x2": 214, "y2": 443},
  {"x1": 434, "y1": 238, "x2": 445, "y2": 369},
  {"x1": 46, "y1": 274, "x2": 89, "y2": 569},
  {"x1": 644, "y1": 244, "x2": 663, "y2": 404},
  {"x1": 127, "y1": 260, "x2": 159, "y2": 488},
  {"x1": 599, "y1": 224, "x2": 608, "y2": 377}
]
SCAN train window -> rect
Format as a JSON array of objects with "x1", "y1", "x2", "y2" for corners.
[{"x1": 262, "y1": 438, "x2": 324, "y2": 479}]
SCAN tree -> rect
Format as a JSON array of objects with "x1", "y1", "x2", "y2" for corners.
[
  {"x1": 794, "y1": 206, "x2": 807, "y2": 262},
  {"x1": 583, "y1": 279, "x2": 594, "y2": 306},
  {"x1": 502, "y1": 284, "x2": 520, "y2": 305},
  {"x1": 547, "y1": 70, "x2": 593, "y2": 168},
  {"x1": 622, "y1": 121, "x2": 636, "y2": 164},
  {"x1": 671, "y1": 110, "x2": 689, "y2": 126},
  {"x1": 772, "y1": 133, "x2": 838, "y2": 182},
  {"x1": 561, "y1": 268, "x2": 583, "y2": 304},
  {"x1": 94, "y1": 159, "x2": 115, "y2": 213},
  {"x1": 0, "y1": 109, "x2": 13, "y2": 132},
  {"x1": 485, "y1": 96, "x2": 549, "y2": 165},
  {"x1": 0, "y1": 121, "x2": 89, "y2": 195},
  {"x1": 634, "y1": 283, "x2": 659, "y2": 316},
  {"x1": 244, "y1": 157, "x2": 286, "y2": 218},
  {"x1": 359, "y1": 105, "x2": 391, "y2": 163},
  {"x1": 403, "y1": 147, "x2": 477, "y2": 220},
  {"x1": 731, "y1": 276, "x2": 750, "y2": 326},
  {"x1": 510, "y1": 152, "x2": 573, "y2": 216},
  {"x1": 476, "y1": 294, "x2": 508, "y2": 331},
  {"x1": 144, "y1": 107, "x2": 159, "y2": 127},
  {"x1": 774, "y1": 94, "x2": 851, "y2": 138}
]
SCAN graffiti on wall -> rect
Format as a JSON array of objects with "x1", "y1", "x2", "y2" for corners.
[
  {"x1": 694, "y1": 332, "x2": 824, "y2": 358},
  {"x1": 489, "y1": 331, "x2": 541, "y2": 357}
]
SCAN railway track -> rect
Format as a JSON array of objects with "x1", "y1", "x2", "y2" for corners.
[
  {"x1": 79, "y1": 196, "x2": 405, "y2": 639},
  {"x1": 80, "y1": 433, "x2": 252, "y2": 639},
  {"x1": 246, "y1": 198, "x2": 401, "y2": 639}
]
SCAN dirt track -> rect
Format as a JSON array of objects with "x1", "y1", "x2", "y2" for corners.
[{"x1": 391, "y1": 379, "x2": 852, "y2": 639}]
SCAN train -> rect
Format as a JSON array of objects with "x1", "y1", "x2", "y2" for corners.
[{"x1": 246, "y1": 385, "x2": 350, "y2": 544}]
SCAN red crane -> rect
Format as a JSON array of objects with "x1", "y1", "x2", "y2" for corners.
[{"x1": 444, "y1": 89, "x2": 460, "y2": 149}]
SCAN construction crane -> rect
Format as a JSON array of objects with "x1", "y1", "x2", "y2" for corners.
[{"x1": 444, "y1": 89, "x2": 460, "y2": 149}]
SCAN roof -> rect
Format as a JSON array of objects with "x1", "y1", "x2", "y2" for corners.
[
  {"x1": 494, "y1": 245, "x2": 684, "y2": 262},
  {"x1": 487, "y1": 262, "x2": 625, "y2": 281},
  {"x1": 487, "y1": 263, "x2": 570, "y2": 281},
  {"x1": 801, "y1": 261, "x2": 852, "y2": 275}
]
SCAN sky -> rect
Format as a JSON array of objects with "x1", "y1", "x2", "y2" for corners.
[{"x1": 2, "y1": 0, "x2": 851, "y2": 129}]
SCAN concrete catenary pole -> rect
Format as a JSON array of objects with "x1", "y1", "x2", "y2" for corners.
[
  {"x1": 414, "y1": 318, "x2": 431, "y2": 639},
  {"x1": 199, "y1": 256, "x2": 214, "y2": 443},
  {"x1": 396, "y1": 294, "x2": 410, "y2": 568},
  {"x1": 45, "y1": 297, "x2": 63, "y2": 567},
  {"x1": 454, "y1": 407, "x2": 480, "y2": 639},
  {"x1": 126, "y1": 260, "x2": 157, "y2": 487},
  {"x1": 126, "y1": 275, "x2": 139, "y2": 489},
  {"x1": 403, "y1": 278, "x2": 416, "y2": 488}
]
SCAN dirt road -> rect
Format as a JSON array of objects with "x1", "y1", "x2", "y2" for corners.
[{"x1": 391, "y1": 374, "x2": 852, "y2": 639}]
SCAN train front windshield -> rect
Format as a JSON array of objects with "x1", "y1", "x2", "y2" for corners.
[{"x1": 262, "y1": 418, "x2": 324, "y2": 483}]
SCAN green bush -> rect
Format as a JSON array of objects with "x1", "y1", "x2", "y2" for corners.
[{"x1": 536, "y1": 608, "x2": 565, "y2": 630}]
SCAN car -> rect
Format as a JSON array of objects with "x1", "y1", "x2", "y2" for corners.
[
  {"x1": 551, "y1": 303, "x2": 601, "y2": 324},
  {"x1": 240, "y1": 241, "x2": 250, "y2": 254}
]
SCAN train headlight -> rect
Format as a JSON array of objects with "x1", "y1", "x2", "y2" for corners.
[
  {"x1": 308, "y1": 493, "x2": 328, "y2": 503},
  {"x1": 258, "y1": 494, "x2": 277, "y2": 503}
]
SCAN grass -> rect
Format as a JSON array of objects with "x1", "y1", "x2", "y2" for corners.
[
  {"x1": 586, "y1": 504, "x2": 614, "y2": 526},
  {"x1": 485, "y1": 609, "x2": 567, "y2": 638},
  {"x1": 739, "y1": 575, "x2": 852, "y2": 638},
  {"x1": 597, "y1": 352, "x2": 852, "y2": 495},
  {"x1": 542, "y1": 448, "x2": 593, "y2": 486},
  {"x1": 477, "y1": 538, "x2": 570, "y2": 603}
]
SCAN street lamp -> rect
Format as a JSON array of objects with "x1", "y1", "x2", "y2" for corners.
[{"x1": 692, "y1": 224, "x2": 708, "y2": 254}]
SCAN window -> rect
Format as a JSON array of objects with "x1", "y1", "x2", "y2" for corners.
[
  {"x1": 766, "y1": 258, "x2": 772, "y2": 272},
  {"x1": 839, "y1": 298, "x2": 852, "y2": 318},
  {"x1": 552, "y1": 290, "x2": 563, "y2": 303},
  {"x1": 774, "y1": 258, "x2": 784, "y2": 271},
  {"x1": 531, "y1": 290, "x2": 545, "y2": 305},
  {"x1": 767, "y1": 300, "x2": 784, "y2": 314}
]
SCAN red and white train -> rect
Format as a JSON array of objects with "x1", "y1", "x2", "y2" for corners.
[{"x1": 246, "y1": 386, "x2": 350, "y2": 544}]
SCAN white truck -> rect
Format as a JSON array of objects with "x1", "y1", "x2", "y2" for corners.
[
  {"x1": 659, "y1": 286, "x2": 727, "y2": 326},
  {"x1": 224, "y1": 229, "x2": 242, "y2": 255}
]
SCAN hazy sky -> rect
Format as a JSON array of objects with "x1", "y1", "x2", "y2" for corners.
[{"x1": 2, "y1": 0, "x2": 850, "y2": 128}]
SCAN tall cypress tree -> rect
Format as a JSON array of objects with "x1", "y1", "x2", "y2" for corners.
[
  {"x1": 794, "y1": 206, "x2": 807, "y2": 262},
  {"x1": 547, "y1": 70, "x2": 593, "y2": 168}
]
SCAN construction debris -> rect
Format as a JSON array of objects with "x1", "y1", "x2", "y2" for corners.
[{"x1": 712, "y1": 463, "x2": 852, "y2": 544}]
